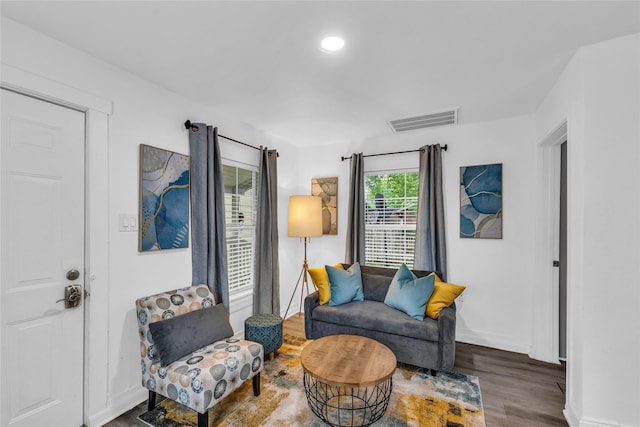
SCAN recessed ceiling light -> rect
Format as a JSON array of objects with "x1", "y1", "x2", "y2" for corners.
[{"x1": 320, "y1": 36, "x2": 345, "y2": 53}]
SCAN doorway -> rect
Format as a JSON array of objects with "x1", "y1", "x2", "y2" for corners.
[
  {"x1": 1, "y1": 89, "x2": 86, "y2": 426},
  {"x1": 559, "y1": 141, "x2": 567, "y2": 361}
]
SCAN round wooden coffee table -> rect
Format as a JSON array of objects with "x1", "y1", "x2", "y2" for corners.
[{"x1": 300, "y1": 334, "x2": 396, "y2": 427}]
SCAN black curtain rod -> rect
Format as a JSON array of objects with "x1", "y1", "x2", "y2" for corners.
[
  {"x1": 340, "y1": 144, "x2": 448, "y2": 161},
  {"x1": 184, "y1": 120, "x2": 279, "y2": 157}
]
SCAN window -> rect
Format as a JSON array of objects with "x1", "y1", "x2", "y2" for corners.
[
  {"x1": 364, "y1": 171, "x2": 418, "y2": 269},
  {"x1": 223, "y1": 163, "x2": 258, "y2": 293}
]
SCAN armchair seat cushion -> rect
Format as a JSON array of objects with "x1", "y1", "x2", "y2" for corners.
[
  {"x1": 145, "y1": 337, "x2": 263, "y2": 413},
  {"x1": 311, "y1": 300, "x2": 440, "y2": 342}
]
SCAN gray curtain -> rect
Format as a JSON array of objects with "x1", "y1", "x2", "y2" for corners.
[
  {"x1": 414, "y1": 144, "x2": 447, "y2": 280},
  {"x1": 254, "y1": 148, "x2": 280, "y2": 314},
  {"x1": 345, "y1": 153, "x2": 365, "y2": 263},
  {"x1": 189, "y1": 124, "x2": 229, "y2": 308}
]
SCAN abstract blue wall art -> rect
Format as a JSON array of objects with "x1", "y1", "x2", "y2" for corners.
[
  {"x1": 460, "y1": 163, "x2": 502, "y2": 239},
  {"x1": 139, "y1": 145, "x2": 190, "y2": 251}
]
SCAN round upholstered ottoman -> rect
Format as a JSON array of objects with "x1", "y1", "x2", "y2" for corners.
[{"x1": 245, "y1": 313, "x2": 283, "y2": 360}]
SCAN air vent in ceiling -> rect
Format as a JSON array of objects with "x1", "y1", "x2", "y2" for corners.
[{"x1": 387, "y1": 108, "x2": 458, "y2": 132}]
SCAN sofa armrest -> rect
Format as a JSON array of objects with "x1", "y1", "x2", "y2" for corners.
[
  {"x1": 304, "y1": 291, "x2": 320, "y2": 339},
  {"x1": 437, "y1": 302, "x2": 457, "y2": 371}
]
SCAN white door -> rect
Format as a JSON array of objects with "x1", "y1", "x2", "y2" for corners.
[{"x1": 1, "y1": 89, "x2": 85, "y2": 427}]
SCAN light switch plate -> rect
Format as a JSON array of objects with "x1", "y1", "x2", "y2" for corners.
[{"x1": 118, "y1": 214, "x2": 138, "y2": 232}]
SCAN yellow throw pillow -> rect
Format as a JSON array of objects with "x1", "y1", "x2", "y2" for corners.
[
  {"x1": 425, "y1": 274, "x2": 466, "y2": 319},
  {"x1": 308, "y1": 263, "x2": 344, "y2": 305}
]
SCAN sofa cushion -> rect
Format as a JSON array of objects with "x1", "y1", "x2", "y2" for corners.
[
  {"x1": 327, "y1": 263, "x2": 364, "y2": 306},
  {"x1": 361, "y1": 273, "x2": 392, "y2": 302},
  {"x1": 384, "y1": 265, "x2": 435, "y2": 321},
  {"x1": 355, "y1": 264, "x2": 439, "y2": 280},
  {"x1": 149, "y1": 304, "x2": 234, "y2": 367},
  {"x1": 312, "y1": 300, "x2": 440, "y2": 342},
  {"x1": 347, "y1": 264, "x2": 439, "y2": 304}
]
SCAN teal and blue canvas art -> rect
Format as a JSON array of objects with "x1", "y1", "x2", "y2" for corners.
[
  {"x1": 460, "y1": 163, "x2": 502, "y2": 239},
  {"x1": 139, "y1": 144, "x2": 190, "y2": 251}
]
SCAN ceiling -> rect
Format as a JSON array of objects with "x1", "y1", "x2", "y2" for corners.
[{"x1": 2, "y1": 1, "x2": 639, "y2": 146}]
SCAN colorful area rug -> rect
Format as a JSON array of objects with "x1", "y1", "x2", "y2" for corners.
[{"x1": 138, "y1": 335, "x2": 485, "y2": 426}]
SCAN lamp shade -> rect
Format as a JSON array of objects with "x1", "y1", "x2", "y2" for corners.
[{"x1": 288, "y1": 195, "x2": 323, "y2": 238}]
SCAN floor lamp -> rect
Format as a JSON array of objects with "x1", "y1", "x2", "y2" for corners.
[{"x1": 283, "y1": 195, "x2": 323, "y2": 320}]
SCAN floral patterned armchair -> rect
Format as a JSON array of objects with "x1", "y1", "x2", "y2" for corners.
[{"x1": 135, "y1": 285, "x2": 263, "y2": 427}]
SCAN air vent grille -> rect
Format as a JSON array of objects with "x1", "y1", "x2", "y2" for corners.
[{"x1": 388, "y1": 108, "x2": 458, "y2": 132}]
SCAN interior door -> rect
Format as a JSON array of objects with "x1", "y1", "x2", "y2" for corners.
[{"x1": 1, "y1": 89, "x2": 85, "y2": 426}]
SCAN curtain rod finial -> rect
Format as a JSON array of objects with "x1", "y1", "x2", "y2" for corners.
[
  {"x1": 184, "y1": 120, "x2": 199, "y2": 132},
  {"x1": 442, "y1": 144, "x2": 448, "y2": 151}
]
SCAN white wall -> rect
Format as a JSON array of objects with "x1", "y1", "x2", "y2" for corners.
[
  {"x1": 1, "y1": 18, "x2": 302, "y2": 426},
  {"x1": 535, "y1": 33, "x2": 640, "y2": 427},
  {"x1": 297, "y1": 115, "x2": 538, "y2": 354}
]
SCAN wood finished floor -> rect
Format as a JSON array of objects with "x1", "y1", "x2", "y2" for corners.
[{"x1": 106, "y1": 314, "x2": 567, "y2": 427}]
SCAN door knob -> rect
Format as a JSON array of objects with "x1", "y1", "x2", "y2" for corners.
[{"x1": 56, "y1": 285, "x2": 82, "y2": 308}]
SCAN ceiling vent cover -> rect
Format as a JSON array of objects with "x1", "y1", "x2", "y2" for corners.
[{"x1": 388, "y1": 108, "x2": 458, "y2": 132}]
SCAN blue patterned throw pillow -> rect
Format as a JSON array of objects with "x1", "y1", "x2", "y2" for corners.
[
  {"x1": 384, "y1": 264, "x2": 435, "y2": 321},
  {"x1": 327, "y1": 262, "x2": 364, "y2": 306}
]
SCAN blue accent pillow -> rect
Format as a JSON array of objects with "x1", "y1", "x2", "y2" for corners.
[
  {"x1": 327, "y1": 262, "x2": 364, "y2": 306},
  {"x1": 149, "y1": 304, "x2": 234, "y2": 367},
  {"x1": 384, "y1": 264, "x2": 435, "y2": 321}
]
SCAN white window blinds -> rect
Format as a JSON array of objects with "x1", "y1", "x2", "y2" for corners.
[
  {"x1": 223, "y1": 164, "x2": 258, "y2": 293},
  {"x1": 364, "y1": 171, "x2": 418, "y2": 269}
]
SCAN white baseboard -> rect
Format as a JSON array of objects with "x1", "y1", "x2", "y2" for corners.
[
  {"x1": 579, "y1": 418, "x2": 620, "y2": 427},
  {"x1": 456, "y1": 327, "x2": 531, "y2": 355},
  {"x1": 86, "y1": 387, "x2": 147, "y2": 427},
  {"x1": 564, "y1": 402, "x2": 580, "y2": 427},
  {"x1": 565, "y1": 402, "x2": 623, "y2": 427}
]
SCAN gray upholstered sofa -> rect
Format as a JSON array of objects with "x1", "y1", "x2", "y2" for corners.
[{"x1": 304, "y1": 264, "x2": 456, "y2": 372}]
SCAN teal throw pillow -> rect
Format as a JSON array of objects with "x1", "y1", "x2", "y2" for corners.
[
  {"x1": 327, "y1": 262, "x2": 364, "y2": 306},
  {"x1": 384, "y1": 264, "x2": 435, "y2": 321}
]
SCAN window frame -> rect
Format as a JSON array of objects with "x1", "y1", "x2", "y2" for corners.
[
  {"x1": 363, "y1": 168, "x2": 419, "y2": 269},
  {"x1": 222, "y1": 159, "x2": 259, "y2": 295}
]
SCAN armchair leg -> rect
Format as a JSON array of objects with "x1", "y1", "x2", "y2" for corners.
[
  {"x1": 197, "y1": 410, "x2": 208, "y2": 427},
  {"x1": 147, "y1": 390, "x2": 156, "y2": 411},
  {"x1": 252, "y1": 373, "x2": 261, "y2": 396}
]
